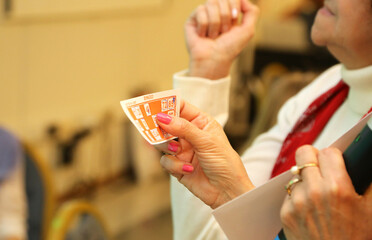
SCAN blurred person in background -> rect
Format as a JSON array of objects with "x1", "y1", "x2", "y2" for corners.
[
  {"x1": 0, "y1": 128, "x2": 27, "y2": 240},
  {"x1": 156, "y1": 0, "x2": 372, "y2": 239}
]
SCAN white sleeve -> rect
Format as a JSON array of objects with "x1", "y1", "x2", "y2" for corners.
[
  {"x1": 173, "y1": 70, "x2": 230, "y2": 126},
  {"x1": 0, "y1": 161, "x2": 27, "y2": 240},
  {"x1": 171, "y1": 70, "x2": 231, "y2": 240}
]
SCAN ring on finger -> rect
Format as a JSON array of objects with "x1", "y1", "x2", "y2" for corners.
[
  {"x1": 290, "y1": 163, "x2": 318, "y2": 176},
  {"x1": 285, "y1": 177, "x2": 302, "y2": 196}
]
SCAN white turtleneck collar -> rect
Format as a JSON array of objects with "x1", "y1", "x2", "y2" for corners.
[{"x1": 341, "y1": 64, "x2": 372, "y2": 115}]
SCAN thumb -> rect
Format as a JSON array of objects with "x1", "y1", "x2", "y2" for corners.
[
  {"x1": 236, "y1": 0, "x2": 259, "y2": 39},
  {"x1": 156, "y1": 113, "x2": 208, "y2": 147}
]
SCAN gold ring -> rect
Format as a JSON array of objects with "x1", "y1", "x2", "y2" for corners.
[
  {"x1": 290, "y1": 163, "x2": 318, "y2": 176},
  {"x1": 285, "y1": 178, "x2": 302, "y2": 196}
]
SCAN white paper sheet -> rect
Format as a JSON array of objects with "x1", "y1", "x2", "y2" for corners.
[{"x1": 213, "y1": 112, "x2": 372, "y2": 240}]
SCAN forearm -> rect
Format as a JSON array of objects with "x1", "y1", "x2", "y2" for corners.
[{"x1": 188, "y1": 56, "x2": 233, "y2": 80}]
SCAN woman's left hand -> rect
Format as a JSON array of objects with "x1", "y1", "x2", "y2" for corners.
[{"x1": 280, "y1": 145, "x2": 372, "y2": 240}]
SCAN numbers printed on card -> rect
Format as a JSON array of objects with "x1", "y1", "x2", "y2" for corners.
[{"x1": 120, "y1": 89, "x2": 180, "y2": 145}]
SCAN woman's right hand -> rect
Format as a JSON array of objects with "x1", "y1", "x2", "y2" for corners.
[
  {"x1": 186, "y1": 0, "x2": 259, "y2": 79},
  {"x1": 156, "y1": 100, "x2": 254, "y2": 209}
]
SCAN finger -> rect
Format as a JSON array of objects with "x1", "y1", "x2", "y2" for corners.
[
  {"x1": 236, "y1": 0, "x2": 259, "y2": 40},
  {"x1": 281, "y1": 187, "x2": 302, "y2": 236},
  {"x1": 317, "y1": 147, "x2": 355, "y2": 190},
  {"x1": 295, "y1": 145, "x2": 322, "y2": 181},
  {"x1": 240, "y1": 0, "x2": 259, "y2": 29},
  {"x1": 229, "y1": 0, "x2": 240, "y2": 21},
  {"x1": 223, "y1": 0, "x2": 259, "y2": 52},
  {"x1": 206, "y1": 0, "x2": 221, "y2": 39},
  {"x1": 170, "y1": 173, "x2": 183, "y2": 181},
  {"x1": 156, "y1": 112, "x2": 211, "y2": 147},
  {"x1": 178, "y1": 100, "x2": 212, "y2": 128},
  {"x1": 160, "y1": 155, "x2": 194, "y2": 175},
  {"x1": 194, "y1": 5, "x2": 208, "y2": 37},
  {"x1": 176, "y1": 138, "x2": 195, "y2": 159},
  {"x1": 281, "y1": 177, "x2": 310, "y2": 233},
  {"x1": 154, "y1": 140, "x2": 181, "y2": 155},
  {"x1": 218, "y1": 0, "x2": 232, "y2": 33}
]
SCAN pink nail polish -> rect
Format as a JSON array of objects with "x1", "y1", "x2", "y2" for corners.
[
  {"x1": 156, "y1": 113, "x2": 172, "y2": 124},
  {"x1": 182, "y1": 164, "x2": 194, "y2": 173},
  {"x1": 168, "y1": 142, "x2": 178, "y2": 152}
]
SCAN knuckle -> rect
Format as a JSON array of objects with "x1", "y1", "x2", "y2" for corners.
[
  {"x1": 327, "y1": 180, "x2": 353, "y2": 201},
  {"x1": 209, "y1": 17, "x2": 221, "y2": 27},
  {"x1": 319, "y1": 148, "x2": 328, "y2": 155},
  {"x1": 295, "y1": 145, "x2": 316, "y2": 162},
  {"x1": 211, "y1": 119, "x2": 224, "y2": 132},
  {"x1": 160, "y1": 156, "x2": 176, "y2": 174},
  {"x1": 198, "y1": 21, "x2": 208, "y2": 30},
  {"x1": 220, "y1": 12, "x2": 230, "y2": 23},
  {"x1": 196, "y1": 8, "x2": 207, "y2": 20},
  {"x1": 193, "y1": 114, "x2": 210, "y2": 129},
  {"x1": 195, "y1": 7, "x2": 207, "y2": 20},
  {"x1": 195, "y1": 5, "x2": 205, "y2": 17},
  {"x1": 292, "y1": 194, "x2": 306, "y2": 212},
  {"x1": 280, "y1": 204, "x2": 294, "y2": 227},
  {"x1": 328, "y1": 182, "x2": 341, "y2": 198},
  {"x1": 307, "y1": 186, "x2": 322, "y2": 205},
  {"x1": 296, "y1": 145, "x2": 314, "y2": 156},
  {"x1": 198, "y1": 18, "x2": 208, "y2": 28},
  {"x1": 320, "y1": 147, "x2": 340, "y2": 157},
  {"x1": 179, "y1": 118, "x2": 191, "y2": 132}
]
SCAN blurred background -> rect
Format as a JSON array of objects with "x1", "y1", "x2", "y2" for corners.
[{"x1": 0, "y1": 0, "x2": 337, "y2": 239}]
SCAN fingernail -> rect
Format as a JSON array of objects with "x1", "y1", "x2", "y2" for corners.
[
  {"x1": 182, "y1": 164, "x2": 194, "y2": 173},
  {"x1": 168, "y1": 142, "x2": 178, "y2": 152},
  {"x1": 156, "y1": 113, "x2": 172, "y2": 124},
  {"x1": 232, "y1": 8, "x2": 238, "y2": 19}
]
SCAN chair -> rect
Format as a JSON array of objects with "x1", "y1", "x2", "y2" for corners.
[
  {"x1": 23, "y1": 142, "x2": 110, "y2": 240},
  {"x1": 23, "y1": 142, "x2": 56, "y2": 240},
  {"x1": 47, "y1": 200, "x2": 110, "y2": 240}
]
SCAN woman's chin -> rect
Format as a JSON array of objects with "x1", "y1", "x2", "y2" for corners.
[{"x1": 310, "y1": 27, "x2": 327, "y2": 47}]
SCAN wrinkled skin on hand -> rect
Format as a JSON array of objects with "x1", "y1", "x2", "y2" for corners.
[
  {"x1": 281, "y1": 145, "x2": 372, "y2": 240},
  {"x1": 157, "y1": 100, "x2": 254, "y2": 209}
]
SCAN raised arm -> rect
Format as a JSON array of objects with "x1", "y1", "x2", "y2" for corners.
[{"x1": 185, "y1": 0, "x2": 259, "y2": 79}]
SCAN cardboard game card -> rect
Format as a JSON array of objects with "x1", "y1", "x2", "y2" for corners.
[{"x1": 120, "y1": 90, "x2": 180, "y2": 145}]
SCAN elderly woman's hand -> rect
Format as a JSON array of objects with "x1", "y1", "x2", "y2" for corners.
[
  {"x1": 280, "y1": 145, "x2": 372, "y2": 240},
  {"x1": 156, "y1": 100, "x2": 254, "y2": 209},
  {"x1": 186, "y1": 0, "x2": 259, "y2": 79}
]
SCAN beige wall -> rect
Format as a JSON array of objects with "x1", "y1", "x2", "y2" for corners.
[{"x1": 0, "y1": 1, "x2": 202, "y2": 139}]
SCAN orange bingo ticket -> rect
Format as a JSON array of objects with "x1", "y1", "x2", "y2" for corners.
[{"x1": 120, "y1": 90, "x2": 180, "y2": 145}]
